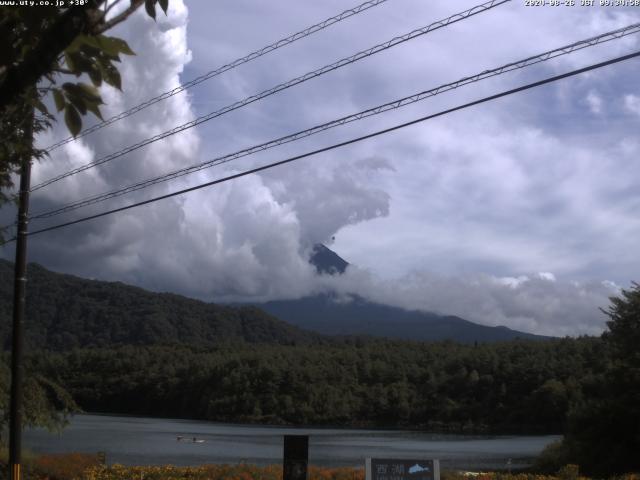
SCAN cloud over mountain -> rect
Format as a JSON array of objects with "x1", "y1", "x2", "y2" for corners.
[{"x1": 1, "y1": 0, "x2": 638, "y2": 337}]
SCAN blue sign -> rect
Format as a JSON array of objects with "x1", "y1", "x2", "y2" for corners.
[{"x1": 366, "y1": 458, "x2": 440, "y2": 480}]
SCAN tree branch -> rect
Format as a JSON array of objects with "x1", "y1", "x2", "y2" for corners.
[
  {"x1": 52, "y1": 67, "x2": 74, "y2": 75},
  {"x1": 94, "y1": 0, "x2": 145, "y2": 35}
]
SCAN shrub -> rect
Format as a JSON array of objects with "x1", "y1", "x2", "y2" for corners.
[
  {"x1": 533, "y1": 441, "x2": 571, "y2": 474},
  {"x1": 34, "y1": 452, "x2": 101, "y2": 480}
]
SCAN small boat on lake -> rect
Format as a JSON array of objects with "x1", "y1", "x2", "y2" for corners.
[{"x1": 177, "y1": 435, "x2": 205, "y2": 443}]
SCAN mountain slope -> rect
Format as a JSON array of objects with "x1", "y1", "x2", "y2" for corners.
[
  {"x1": 259, "y1": 293, "x2": 549, "y2": 343},
  {"x1": 257, "y1": 244, "x2": 550, "y2": 343},
  {"x1": 0, "y1": 245, "x2": 549, "y2": 350},
  {"x1": 309, "y1": 243, "x2": 349, "y2": 275},
  {"x1": 0, "y1": 259, "x2": 320, "y2": 350}
]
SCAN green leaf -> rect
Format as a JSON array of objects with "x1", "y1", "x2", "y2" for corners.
[
  {"x1": 77, "y1": 33, "x2": 101, "y2": 49},
  {"x1": 158, "y1": 0, "x2": 168, "y2": 14},
  {"x1": 75, "y1": 56, "x2": 96, "y2": 75},
  {"x1": 100, "y1": 64, "x2": 121, "y2": 90},
  {"x1": 52, "y1": 89, "x2": 65, "y2": 112},
  {"x1": 38, "y1": 100, "x2": 49, "y2": 115},
  {"x1": 31, "y1": 98, "x2": 49, "y2": 116},
  {"x1": 63, "y1": 82, "x2": 103, "y2": 104},
  {"x1": 64, "y1": 51, "x2": 80, "y2": 75},
  {"x1": 78, "y1": 42, "x2": 102, "y2": 58},
  {"x1": 145, "y1": 0, "x2": 156, "y2": 20},
  {"x1": 88, "y1": 63, "x2": 102, "y2": 87},
  {"x1": 77, "y1": 83, "x2": 102, "y2": 103},
  {"x1": 65, "y1": 35, "x2": 83, "y2": 54},
  {"x1": 84, "y1": 100, "x2": 104, "y2": 121},
  {"x1": 64, "y1": 104, "x2": 82, "y2": 137},
  {"x1": 67, "y1": 94, "x2": 87, "y2": 115},
  {"x1": 96, "y1": 35, "x2": 135, "y2": 57},
  {"x1": 62, "y1": 82, "x2": 82, "y2": 96}
]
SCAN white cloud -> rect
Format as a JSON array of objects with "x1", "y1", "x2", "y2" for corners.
[
  {"x1": 1, "y1": 0, "x2": 394, "y2": 304},
  {"x1": 624, "y1": 94, "x2": 640, "y2": 115},
  {"x1": 537, "y1": 272, "x2": 556, "y2": 282},
  {"x1": 2, "y1": 0, "x2": 640, "y2": 337},
  {"x1": 586, "y1": 90, "x2": 603, "y2": 114},
  {"x1": 316, "y1": 267, "x2": 619, "y2": 336}
]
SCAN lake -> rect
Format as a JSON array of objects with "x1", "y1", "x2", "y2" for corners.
[{"x1": 24, "y1": 414, "x2": 560, "y2": 471}]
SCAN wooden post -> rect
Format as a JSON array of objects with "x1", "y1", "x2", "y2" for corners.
[
  {"x1": 9, "y1": 107, "x2": 33, "y2": 480},
  {"x1": 283, "y1": 435, "x2": 308, "y2": 480}
]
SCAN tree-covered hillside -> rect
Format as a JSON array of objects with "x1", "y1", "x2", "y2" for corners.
[
  {"x1": 1, "y1": 257, "x2": 548, "y2": 349},
  {"x1": 28, "y1": 336, "x2": 605, "y2": 433},
  {"x1": 0, "y1": 259, "x2": 320, "y2": 350}
]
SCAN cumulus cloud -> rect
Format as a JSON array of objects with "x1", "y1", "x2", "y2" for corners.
[
  {"x1": 260, "y1": 156, "x2": 393, "y2": 247},
  {"x1": 314, "y1": 267, "x2": 620, "y2": 337},
  {"x1": 0, "y1": 0, "x2": 394, "y2": 303},
  {"x1": 2, "y1": 0, "x2": 639, "y2": 336}
]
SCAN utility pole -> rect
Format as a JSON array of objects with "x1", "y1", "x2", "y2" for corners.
[{"x1": 9, "y1": 107, "x2": 33, "y2": 480}]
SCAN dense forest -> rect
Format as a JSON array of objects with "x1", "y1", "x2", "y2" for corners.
[
  {"x1": 24, "y1": 337, "x2": 606, "y2": 433},
  {"x1": 0, "y1": 260, "x2": 321, "y2": 350},
  {"x1": 1, "y1": 257, "x2": 638, "y2": 475}
]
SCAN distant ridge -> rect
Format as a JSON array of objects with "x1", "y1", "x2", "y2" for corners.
[
  {"x1": 259, "y1": 292, "x2": 550, "y2": 343},
  {"x1": 257, "y1": 244, "x2": 551, "y2": 343}
]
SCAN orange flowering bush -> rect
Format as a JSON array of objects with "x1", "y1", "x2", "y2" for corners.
[
  {"x1": 2, "y1": 458, "x2": 635, "y2": 480},
  {"x1": 33, "y1": 452, "x2": 101, "y2": 480},
  {"x1": 82, "y1": 463, "x2": 364, "y2": 480}
]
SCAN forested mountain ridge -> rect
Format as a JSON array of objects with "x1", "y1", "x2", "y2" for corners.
[
  {"x1": 0, "y1": 259, "x2": 321, "y2": 350},
  {"x1": 1, "y1": 247, "x2": 549, "y2": 350}
]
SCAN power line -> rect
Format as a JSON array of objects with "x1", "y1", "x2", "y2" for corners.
[
  {"x1": 43, "y1": 0, "x2": 391, "y2": 153},
  {"x1": 9, "y1": 49, "x2": 638, "y2": 243},
  {"x1": 27, "y1": 22, "x2": 640, "y2": 221},
  {"x1": 30, "y1": 0, "x2": 510, "y2": 192}
]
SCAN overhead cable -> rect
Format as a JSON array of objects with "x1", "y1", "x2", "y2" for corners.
[
  {"x1": 43, "y1": 0, "x2": 391, "y2": 152},
  {"x1": 9, "y1": 49, "x2": 637, "y2": 242},
  {"x1": 28, "y1": 21, "x2": 640, "y2": 221},
  {"x1": 30, "y1": 0, "x2": 511, "y2": 192}
]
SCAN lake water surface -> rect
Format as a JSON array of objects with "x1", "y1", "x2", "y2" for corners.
[{"x1": 24, "y1": 414, "x2": 560, "y2": 470}]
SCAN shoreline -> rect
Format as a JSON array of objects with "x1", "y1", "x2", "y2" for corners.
[{"x1": 74, "y1": 412, "x2": 564, "y2": 437}]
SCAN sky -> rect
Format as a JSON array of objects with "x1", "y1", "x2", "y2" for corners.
[{"x1": 2, "y1": 0, "x2": 640, "y2": 336}]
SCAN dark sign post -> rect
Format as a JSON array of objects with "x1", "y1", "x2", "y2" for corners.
[
  {"x1": 366, "y1": 458, "x2": 440, "y2": 480},
  {"x1": 283, "y1": 435, "x2": 308, "y2": 480}
]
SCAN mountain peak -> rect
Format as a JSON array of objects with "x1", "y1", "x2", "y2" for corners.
[{"x1": 309, "y1": 244, "x2": 349, "y2": 275}]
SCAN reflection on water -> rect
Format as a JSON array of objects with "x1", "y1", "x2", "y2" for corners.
[{"x1": 24, "y1": 414, "x2": 560, "y2": 470}]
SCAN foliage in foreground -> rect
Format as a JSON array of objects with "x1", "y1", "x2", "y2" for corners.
[
  {"x1": 551, "y1": 283, "x2": 640, "y2": 476},
  {"x1": 82, "y1": 464, "x2": 363, "y2": 480},
  {"x1": 8, "y1": 457, "x2": 640, "y2": 480},
  {"x1": 0, "y1": 360, "x2": 79, "y2": 436},
  {"x1": 0, "y1": 456, "x2": 363, "y2": 480}
]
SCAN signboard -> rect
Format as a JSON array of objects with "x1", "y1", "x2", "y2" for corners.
[{"x1": 365, "y1": 458, "x2": 440, "y2": 480}]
